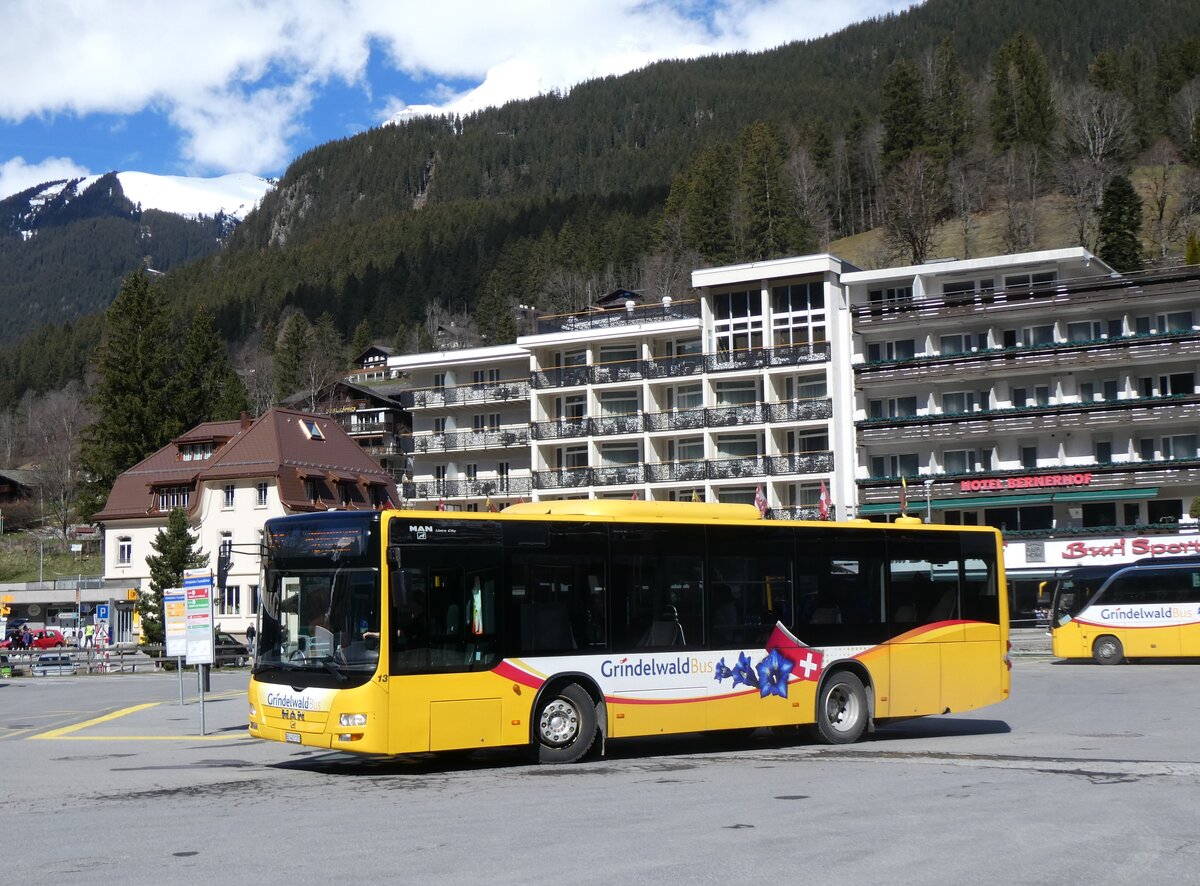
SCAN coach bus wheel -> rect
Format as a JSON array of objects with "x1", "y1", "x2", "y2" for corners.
[
  {"x1": 534, "y1": 683, "x2": 597, "y2": 764},
  {"x1": 815, "y1": 671, "x2": 868, "y2": 744},
  {"x1": 1092, "y1": 635, "x2": 1124, "y2": 665}
]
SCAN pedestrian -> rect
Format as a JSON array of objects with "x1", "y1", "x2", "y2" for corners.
[
  {"x1": 84, "y1": 622, "x2": 94, "y2": 649},
  {"x1": 22, "y1": 626, "x2": 33, "y2": 649},
  {"x1": 245, "y1": 623, "x2": 256, "y2": 655}
]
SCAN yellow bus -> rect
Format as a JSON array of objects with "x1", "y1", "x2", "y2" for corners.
[
  {"x1": 245, "y1": 501, "x2": 1009, "y2": 762},
  {"x1": 1050, "y1": 557, "x2": 1200, "y2": 664}
]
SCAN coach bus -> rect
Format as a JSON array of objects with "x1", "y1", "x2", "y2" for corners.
[
  {"x1": 1050, "y1": 557, "x2": 1200, "y2": 664},
  {"x1": 245, "y1": 501, "x2": 1009, "y2": 762}
]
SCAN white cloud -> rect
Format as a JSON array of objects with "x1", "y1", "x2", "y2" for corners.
[
  {"x1": 0, "y1": 156, "x2": 91, "y2": 199},
  {"x1": 0, "y1": 1, "x2": 911, "y2": 173}
]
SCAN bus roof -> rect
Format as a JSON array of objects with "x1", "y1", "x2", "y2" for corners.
[{"x1": 500, "y1": 500, "x2": 763, "y2": 522}]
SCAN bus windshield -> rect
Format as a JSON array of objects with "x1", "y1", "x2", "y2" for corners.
[
  {"x1": 1050, "y1": 566, "x2": 1121, "y2": 621},
  {"x1": 254, "y1": 513, "x2": 381, "y2": 683}
]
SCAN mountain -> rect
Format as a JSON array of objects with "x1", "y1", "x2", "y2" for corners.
[
  {"x1": 0, "y1": 172, "x2": 274, "y2": 345},
  {"x1": 3, "y1": 0, "x2": 1200, "y2": 412}
]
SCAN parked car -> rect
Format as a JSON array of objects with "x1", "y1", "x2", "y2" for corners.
[
  {"x1": 0, "y1": 628, "x2": 67, "y2": 650},
  {"x1": 214, "y1": 631, "x2": 249, "y2": 667},
  {"x1": 32, "y1": 652, "x2": 77, "y2": 676}
]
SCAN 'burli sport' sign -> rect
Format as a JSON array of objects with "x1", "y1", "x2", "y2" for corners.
[{"x1": 959, "y1": 472, "x2": 1093, "y2": 492}]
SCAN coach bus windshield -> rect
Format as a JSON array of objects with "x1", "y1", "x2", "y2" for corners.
[
  {"x1": 1050, "y1": 566, "x2": 1120, "y2": 623},
  {"x1": 254, "y1": 513, "x2": 381, "y2": 686}
]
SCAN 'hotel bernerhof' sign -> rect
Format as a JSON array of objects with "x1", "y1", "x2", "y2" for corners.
[{"x1": 959, "y1": 472, "x2": 1093, "y2": 492}]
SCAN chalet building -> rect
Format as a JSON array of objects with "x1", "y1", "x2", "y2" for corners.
[
  {"x1": 93, "y1": 408, "x2": 399, "y2": 634},
  {"x1": 388, "y1": 248, "x2": 1200, "y2": 618}
]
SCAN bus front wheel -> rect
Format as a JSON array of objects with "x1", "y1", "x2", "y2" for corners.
[
  {"x1": 815, "y1": 671, "x2": 868, "y2": 744},
  {"x1": 534, "y1": 683, "x2": 597, "y2": 764},
  {"x1": 1092, "y1": 635, "x2": 1124, "y2": 665}
]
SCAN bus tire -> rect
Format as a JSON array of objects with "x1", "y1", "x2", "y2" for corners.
[
  {"x1": 815, "y1": 671, "x2": 868, "y2": 744},
  {"x1": 534, "y1": 683, "x2": 597, "y2": 764},
  {"x1": 1092, "y1": 635, "x2": 1124, "y2": 665}
]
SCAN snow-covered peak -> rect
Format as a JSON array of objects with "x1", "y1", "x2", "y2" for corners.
[{"x1": 75, "y1": 171, "x2": 274, "y2": 221}]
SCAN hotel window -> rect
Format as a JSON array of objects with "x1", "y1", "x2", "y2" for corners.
[
  {"x1": 868, "y1": 396, "x2": 917, "y2": 419},
  {"x1": 669, "y1": 383, "x2": 703, "y2": 411},
  {"x1": 771, "y1": 282, "x2": 826, "y2": 348},
  {"x1": 305, "y1": 479, "x2": 317, "y2": 502},
  {"x1": 158, "y1": 486, "x2": 190, "y2": 511},
  {"x1": 433, "y1": 417, "x2": 446, "y2": 434},
  {"x1": 866, "y1": 339, "x2": 916, "y2": 362},
  {"x1": 558, "y1": 394, "x2": 587, "y2": 420},
  {"x1": 1066, "y1": 321, "x2": 1104, "y2": 342},
  {"x1": 714, "y1": 434, "x2": 760, "y2": 458},
  {"x1": 790, "y1": 378, "x2": 827, "y2": 401},
  {"x1": 939, "y1": 333, "x2": 982, "y2": 355},
  {"x1": 599, "y1": 442, "x2": 640, "y2": 466},
  {"x1": 599, "y1": 390, "x2": 639, "y2": 416},
  {"x1": 1079, "y1": 382, "x2": 1096, "y2": 403},
  {"x1": 217, "y1": 585, "x2": 240, "y2": 616},
  {"x1": 713, "y1": 289, "x2": 764, "y2": 355},
  {"x1": 670, "y1": 437, "x2": 705, "y2": 462},
  {"x1": 1138, "y1": 437, "x2": 1156, "y2": 460},
  {"x1": 1094, "y1": 440, "x2": 1113, "y2": 463},
  {"x1": 466, "y1": 464, "x2": 478, "y2": 481},
  {"x1": 1021, "y1": 325, "x2": 1055, "y2": 347},
  {"x1": 433, "y1": 373, "x2": 446, "y2": 390},
  {"x1": 943, "y1": 450, "x2": 974, "y2": 474},
  {"x1": 496, "y1": 462, "x2": 511, "y2": 491},
  {"x1": 1161, "y1": 372, "x2": 1195, "y2": 396},
  {"x1": 1103, "y1": 378, "x2": 1120, "y2": 400},
  {"x1": 796, "y1": 431, "x2": 828, "y2": 454},
  {"x1": 118, "y1": 537, "x2": 132, "y2": 565},
  {"x1": 1020, "y1": 446, "x2": 1038, "y2": 469},
  {"x1": 1004, "y1": 271, "x2": 1057, "y2": 297},
  {"x1": 256, "y1": 482, "x2": 268, "y2": 507},
  {"x1": 1012, "y1": 387, "x2": 1028, "y2": 408},
  {"x1": 473, "y1": 414, "x2": 487, "y2": 432},
  {"x1": 434, "y1": 466, "x2": 447, "y2": 491},
  {"x1": 941, "y1": 391, "x2": 977, "y2": 414},
  {"x1": 1034, "y1": 385, "x2": 1051, "y2": 407},
  {"x1": 560, "y1": 445, "x2": 588, "y2": 469},
  {"x1": 866, "y1": 285, "x2": 914, "y2": 313},
  {"x1": 487, "y1": 413, "x2": 501, "y2": 431},
  {"x1": 223, "y1": 484, "x2": 235, "y2": 509},
  {"x1": 1165, "y1": 435, "x2": 1198, "y2": 460},
  {"x1": 472, "y1": 368, "x2": 499, "y2": 388},
  {"x1": 870, "y1": 454, "x2": 919, "y2": 478},
  {"x1": 598, "y1": 343, "x2": 638, "y2": 370},
  {"x1": 714, "y1": 379, "x2": 758, "y2": 406},
  {"x1": 1135, "y1": 311, "x2": 1192, "y2": 334}
]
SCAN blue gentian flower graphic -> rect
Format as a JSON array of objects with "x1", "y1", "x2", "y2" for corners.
[
  {"x1": 714, "y1": 657, "x2": 732, "y2": 682},
  {"x1": 756, "y1": 648, "x2": 794, "y2": 699},
  {"x1": 731, "y1": 652, "x2": 756, "y2": 688}
]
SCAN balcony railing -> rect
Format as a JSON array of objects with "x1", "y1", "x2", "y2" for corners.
[
  {"x1": 532, "y1": 451, "x2": 834, "y2": 489},
  {"x1": 530, "y1": 418, "x2": 589, "y2": 441},
  {"x1": 766, "y1": 399, "x2": 833, "y2": 422},
  {"x1": 530, "y1": 344, "x2": 832, "y2": 389},
  {"x1": 592, "y1": 465, "x2": 644, "y2": 486},
  {"x1": 536, "y1": 298, "x2": 702, "y2": 334},
  {"x1": 767, "y1": 452, "x2": 835, "y2": 474},
  {"x1": 410, "y1": 476, "x2": 533, "y2": 499},
  {"x1": 402, "y1": 380, "x2": 530, "y2": 409},
  {"x1": 589, "y1": 414, "x2": 643, "y2": 436},
  {"x1": 413, "y1": 428, "x2": 530, "y2": 452},
  {"x1": 769, "y1": 505, "x2": 836, "y2": 521},
  {"x1": 534, "y1": 467, "x2": 595, "y2": 489},
  {"x1": 531, "y1": 399, "x2": 833, "y2": 437},
  {"x1": 706, "y1": 403, "x2": 766, "y2": 427}
]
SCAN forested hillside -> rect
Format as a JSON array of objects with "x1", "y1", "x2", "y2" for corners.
[{"x1": 3, "y1": 0, "x2": 1200, "y2": 420}]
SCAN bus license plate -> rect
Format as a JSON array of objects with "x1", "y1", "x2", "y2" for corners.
[{"x1": 286, "y1": 732, "x2": 301, "y2": 743}]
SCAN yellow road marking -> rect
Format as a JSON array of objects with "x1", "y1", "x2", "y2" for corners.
[
  {"x1": 30, "y1": 702, "x2": 160, "y2": 739},
  {"x1": 28, "y1": 695, "x2": 251, "y2": 741}
]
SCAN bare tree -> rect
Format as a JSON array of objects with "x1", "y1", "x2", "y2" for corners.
[
  {"x1": 234, "y1": 340, "x2": 275, "y2": 417},
  {"x1": 29, "y1": 381, "x2": 91, "y2": 538},
  {"x1": 999, "y1": 148, "x2": 1042, "y2": 253},
  {"x1": 788, "y1": 145, "x2": 832, "y2": 249},
  {"x1": 948, "y1": 154, "x2": 989, "y2": 258},
  {"x1": 1172, "y1": 77, "x2": 1200, "y2": 160},
  {"x1": 882, "y1": 153, "x2": 947, "y2": 265},
  {"x1": 1143, "y1": 139, "x2": 1182, "y2": 262}
]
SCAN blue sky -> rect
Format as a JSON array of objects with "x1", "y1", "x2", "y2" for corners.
[{"x1": 0, "y1": 1, "x2": 915, "y2": 200}]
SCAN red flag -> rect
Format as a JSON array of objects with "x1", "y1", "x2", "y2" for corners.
[
  {"x1": 899, "y1": 476, "x2": 908, "y2": 516},
  {"x1": 436, "y1": 498, "x2": 446, "y2": 512},
  {"x1": 486, "y1": 496, "x2": 498, "y2": 512},
  {"x1": 631, "y1": 491, "x2": 639, "y2": 500},
  {"x1": 818, "y1": 480, "x2": 830, "y2": 521},
  {"x1": 754, "y1": 484, "x2": 767, "y2": 516}
]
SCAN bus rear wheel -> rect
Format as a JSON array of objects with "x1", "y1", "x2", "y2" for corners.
[
  {"x1": 1092, "y1": 635, "x2": 1124, "y2": 665},
  {"x1": 534, "y1": 683, "x2": 597, "y2": 764},
  {"x1": 815, "y1": 671, "x2": 868, "y2": 744}
]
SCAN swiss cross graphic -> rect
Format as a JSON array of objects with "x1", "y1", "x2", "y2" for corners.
[
  {"x1": 765, "y1": 622, "x2": 825, "y2": 682},
  {"x1": 794, "y1": 649, "x2": 823, "y2": 680}
]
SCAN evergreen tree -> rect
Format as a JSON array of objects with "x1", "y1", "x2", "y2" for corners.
[
  {"x1": 735, "y1": 120, "x2": 793, "y2": 261},
  {"x1": 1097, "y1": 174, "x2": 1144, "y2": 271},
  {"x1": 273, "y1": 311, "x2": 313, "y2": 403},
  {"x1": 880, "y1": 58, "x2": 927, "y2": 172},
  {"x1": 176, "y1": 307, "x2": 249, "y2": 424},
  {"x1": 349, "y1": 318, "x2": 374, "y2": 359},
  {"x1": 142, "y1": 507, "x2": 207, "y2": 645},
  {"x1": 927, "y1": 38, "x2": 974, "y2": 163},
  {"x1": 989, "y1": 32, "x2": 1058, "y2": 151},
  {"x1": 682, "y1": 141, "x2": 736, "y2": 264},
  {"x1": 78, "y1": 270, "x2": 179, "y2": 518},
  {"x1": 1185, "y1": 230, "x2": 1200, "y2": 264}
]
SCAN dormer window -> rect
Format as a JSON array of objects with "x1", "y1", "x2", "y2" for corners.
[{"x1": 300, "y1": 419, "x2": 325, "y2": 440}]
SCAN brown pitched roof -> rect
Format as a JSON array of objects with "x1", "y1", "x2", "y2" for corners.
[{"x1": 93, "y1": 408, "x2": 399, "y2": 522}]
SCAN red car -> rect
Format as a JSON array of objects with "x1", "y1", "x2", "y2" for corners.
[{"x1": 1, "y1": 628, "x2": 67, "y2": 650}]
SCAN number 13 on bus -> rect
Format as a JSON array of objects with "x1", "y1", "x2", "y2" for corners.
[{"x1": 246, "y1": 500, "x2": 1010, "y2": 762}]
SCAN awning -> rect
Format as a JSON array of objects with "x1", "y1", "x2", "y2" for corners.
[{"x1": 859, "y1": 486, "x2": 1159, "y2": 516}]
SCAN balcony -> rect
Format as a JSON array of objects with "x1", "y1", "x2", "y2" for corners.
[
  {"x1": 589, "y1": 414, "x2": 643, "y2": 436},
  {"x1": 410, "y1": 476, "x2": 533, "y2": 499},
  {"x1": 536, "y1": 298, "x2": 702, "y2": 334},
  {"x1": 533, "y1": 451, "x2": 834, "y2": 489},
  {"x1": 706, "y1": 403, "x2": 767, "y2": 427},
  {"x1": 769, "y1": 505, "x2": 836, "y2": 521},
  {"x1": 531, "y1": 344, "x2": 832, "y2": 390},
  {"x1": 530, "y1": 418, "x2": 588, "y2": 441},
  {"x1": 401, "y1": 380, "x2": 530, "y2": 409},
  {"x1": 766, "y1": 399, "x2": 833, "y2": 422},
  {"x1": 767, "y1": 452, "x2": 835, "y2": 475},
  {"x1": 534, "y1": 467, "x2": 594, "y2": 490},
  {"x1": 413, "y1": 428, "x2": 531, "y2": 452}
]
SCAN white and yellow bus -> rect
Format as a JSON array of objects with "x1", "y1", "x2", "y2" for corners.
[
  {"x1": 246, "y1": 501, "x2": 1009, "y2": 762},
  {"x1": 1051, "y1": 557, "x2": 1200, "y2": 664}
]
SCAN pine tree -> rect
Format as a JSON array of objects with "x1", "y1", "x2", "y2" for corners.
[
  {"x1": 927, "y1": 38, "x2": 973, "y2": 164},
  {"x1": 78, "y1": 270, "x2": 179, "y2": 518},
  {"x1": 880, "y1": 58, "x2": 927, "y2": 172},
  {"x1": 989, "y1": 32, "x2": 1058, "y2": 152},
  {"x1": 142, "y1": 507, "x2": 207, "y2": 645},
  {"x1": 176, "y1": 307, "x2": 249, "y2": 424},
  {"x1": 1185, "y1": 230, "x2": 1200, "y2": 264},
  {"x1": 1097, "y1": 174, "x2": 1144, "y2": 271},
  {"x1": 682, "y1": 141, "x2": 736, "y2": 264},
  {"x1": 349, "y1": 318, "x2": 374, "y2": 359},
  {"x1": 273, "y1": 311, "x2": 313, "y2": 403},
  {"x1": 735, "y1": 120, "x2": 793, "y2": 261}
]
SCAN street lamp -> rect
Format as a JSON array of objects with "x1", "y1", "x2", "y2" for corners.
[{"x1": 924, "y1": 479, "x2": 933, "y2": 523}]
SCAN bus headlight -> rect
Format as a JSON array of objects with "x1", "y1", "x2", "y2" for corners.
[
  {"x1": 339, "y1": 713, "x2": 367, "y2": 727},
  {"x1": 248, "y1": 703, "x2": 257, "y2": 720}
]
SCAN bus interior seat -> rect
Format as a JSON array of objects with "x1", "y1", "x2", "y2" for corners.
[
  {"x1": 892, "y1": 604, "x2": 917, "y2": 623},
  {"x1": 928, "y1": 587, "x2": 958, "y2": 621},
  {"x1": 640, "y1": 607, "x2": 685, "y2": 647}
]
